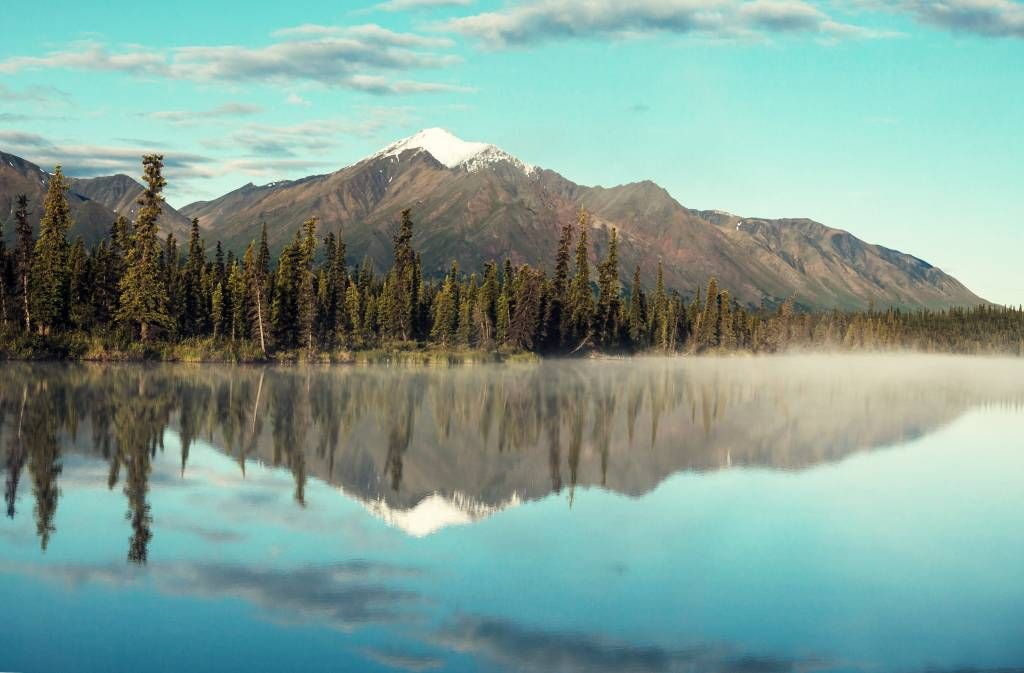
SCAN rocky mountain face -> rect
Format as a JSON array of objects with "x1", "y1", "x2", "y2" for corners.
[
  {"x1": 0, "y1": 151, "x2": 193, "y2": 245},
  {"x1": 180, "y1": 129, "x2": 983, "y2": 310}
]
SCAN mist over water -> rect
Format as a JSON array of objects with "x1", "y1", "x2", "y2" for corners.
[{"x1": 2, "y1": 355, "x2": 1023, "y2": 673}]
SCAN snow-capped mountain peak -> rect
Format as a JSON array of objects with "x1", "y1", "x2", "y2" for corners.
[{"x1": 369, "y1": 127, "x2": 535, "y2": 175}]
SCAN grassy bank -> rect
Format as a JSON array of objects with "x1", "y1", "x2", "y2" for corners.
[{"x1": 0, "y1": 331, "x2": 538, "y2": 365}]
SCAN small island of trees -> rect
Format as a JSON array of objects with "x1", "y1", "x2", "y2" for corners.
[{"x1": 1, "y1": 155, "x2": 1021, "y2": 361}]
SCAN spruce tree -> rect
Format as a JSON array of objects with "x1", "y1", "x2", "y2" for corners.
[
  {"x1": 270, "y1": 234, "x2": 300, "y2": 349},
  {"x1": 184, "y1": 218, "x2": 206, "y2": 336},
  {"x1": 430, "y1": 271, "x2": 458, "y2": 346},
  {"x1": 228, "y1": 260, "x2": 246, "y2": 341},
  {"x1": 543, "y1": 216, "x2": 573, "y2": 350},
  {"x1": 344, "y1": 282, "x2": 362, "y2": 348},
  {"x1": 384, "y1": 209, "x2": 417, "y2": 342},
  {"x1": 117, "y1": 155, "x2": 173, "y2": 340},
  {"x1": 13, "y1": 194, "x2": 33, "y2": 333},
  {"x1": 30, "y1": 167, "x2": 73, "y2": 335},
  {"x1": 566, "y1": 209, "x2": 594, "y2": 347},
  {"x1": 243, "y1": 242, "x2": 267, "y2": 353},
  {"x1": 67, "y1": 239, "x2": 93, "y2": 330},
  {"x1": 296, "y1": 217, "x2": 318, "y2": 352},
  {"x1": 595, "y1": 227, "x2": 620, "y2": 347},
  {"x1": 628, "y1": 265, "x2": 646, "y2": 348},
  {"x1": 699, "y1": 277, "x2": 719, "y2": 350}
]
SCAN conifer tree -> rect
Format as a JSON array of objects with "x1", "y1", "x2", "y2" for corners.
[
  {"x1": 699, "y1": 277, "x2": 720, "y2": 350},
  {"x1": 164, "y1": 233, "x2": 184, "y2": 335},
  {"x1": 30, "y1": 167, "x2": 73, "y2": 334},
  {"x1": 211, "y1": 283, "x2": 224, "y2": 340},
  {"x1": 243, "y1": 242, "x2": 267, "y2": 354},
  {"x1": 117, "y1": 155, "x2": 173, "y2": 340},
  {"x1": 344, "y1": 281, "x2": 362, "y2": 348},
  {"x1": 296, "y1": 217, "x2": 318, "y2": 352},
  {"x1": 595, "y1": 227, "x2": 621, "y2": 347},
  {"x1": 183, "y1": 218, "x2": 206, "y2": 336},
  {"x1": 384, "y1": 209, "x2": 417, "y2": 342},
  {"x1": 228, "y1": 260, "x2": 246, "y2": 341},
  {"x1": 628, "y1": 265, "x2": 646, "y2": 348},
  {"x1": 543, "y1": 216, "x2": 574, "y2": 350},
  {"x1": 271, "y1": 234, "x2": 300, "y2": 349},
  {"x1": 67, "y1": 239, "x2": 93, "y2": 329},
  {"x1": 566, "y1": 209, "x2": 594, "y2": 347},
  {"x1": 13, "y1": 194, "x2": 33, "y2": 333},
  {"x1": 718, "y1": 289, "x2": 735, "y2": 350},
  {"x1": 430, "y1": 271, "x2": 458, "y2": 346}
]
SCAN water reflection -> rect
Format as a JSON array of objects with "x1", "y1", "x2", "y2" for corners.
[
  {"x1": 3, "y1": 356, "x2": 1023, "y2": 552},
  {"x1": 2, "y1": 356, "x2": 1024, "y2": 673}
]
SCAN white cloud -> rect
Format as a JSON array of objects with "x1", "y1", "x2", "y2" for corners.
[
  {"x1": 443, "y1": 0, "x2": 894, "y2": 47},
  {"x1": 374, "y1": 0, "x2": 474, "y2": 11},
  {"x1": 0, "y1": 25, "x2": 464, "y2": 93},
  {"x1": 285, "y1": 93, "x2": 312, "y2": 107},
  {"x1": 145, "y1": 102, "x2": 264, "y2": 125},
  {"x1": 864, "y1": 0, "x2": 1024, "y2": 37}
]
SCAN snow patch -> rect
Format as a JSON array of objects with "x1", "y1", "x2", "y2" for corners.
[
  {"x1": 368, "y1": 127, "x2": 535, "y2": 175},
  {"x1": 344, "y1": 488, "x2": 521, "y2": 537}
]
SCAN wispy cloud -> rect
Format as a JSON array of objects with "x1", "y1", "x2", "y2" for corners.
[
  {"x1": 436, "y1": 616, "x2": 833, "y2": 673},
  {"x1": 201, "y1": 113, "x2": 412, "y2": 159},
  {"x1": 0, "y1": 83, "x2": 71, "y2": 104},
  {"x1": 0, "y1": 25, "x2": 465, "y2": 93},
  {"x1": 284, "y1": 93, "x2": 312, "y2": 107},
  {"x1": 6, "y1": 560, "x2": 423, "y2": 632},
  {"x1": 374, "y1": 0, "x2": 475, "y2": 11},
  {"x1": 0, "y1": 129, "x2": 213, "y2": 178},
  {"x1": 442, "y1": 0, "x2": 895, "y2": 48},
  {"x1": 143, "y1": 102, "x2": 264, "y2": 125},
  {"x1": 862, "y1": 0, "x2": 1024, "y2": 38}
]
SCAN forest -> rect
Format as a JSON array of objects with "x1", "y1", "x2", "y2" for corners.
[{"x1": 1, "y1": 155, "x2": 1022, "y2": 361}]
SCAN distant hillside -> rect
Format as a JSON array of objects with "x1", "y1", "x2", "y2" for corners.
[
  {"x1": 181, "y1": 128, "x2": 985, "y2": 311},
  {"x1": 0, "y1": 151, "x2": 193, "y2": 246}
]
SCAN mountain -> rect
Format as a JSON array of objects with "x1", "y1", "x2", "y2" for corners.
[
  {"x1": 0, "y1": 151, "x2": 193, "y2": 245},
  {"x1": 181, "y1": 128, "x2": 983, "y2": 310}
]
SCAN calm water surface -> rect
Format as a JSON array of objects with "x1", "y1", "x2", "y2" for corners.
[{"x1": 2, "y1": 355, "x2": 1023, "y2": 673}]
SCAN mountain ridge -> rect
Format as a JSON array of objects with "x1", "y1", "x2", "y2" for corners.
[
  {"x1": 1, "y1": 150, "x2": 194, "y2": 246},
  {"x1": 2, "y1": 130, "x2": 986, "y2": 311}
]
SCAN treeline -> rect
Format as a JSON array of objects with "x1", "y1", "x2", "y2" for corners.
[{"x1": 1, "y1": 155, "x2": 1022, "y2": 360}]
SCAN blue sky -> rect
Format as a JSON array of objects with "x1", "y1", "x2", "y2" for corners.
[{"x1": 0, "y1": 0, "x2": 1022, "y2": 305}]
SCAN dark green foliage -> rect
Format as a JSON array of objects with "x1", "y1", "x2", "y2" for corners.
[
  {"x1": 14, "y1": 194, "x2": 34, "y2": 332},
  {"x1": 117, "y1": 155, "x2": 173, "y2": 340},
  {"x1": 30, "y1": 167, "x2": 73, "y2": 335},
  {"x1": 2, "y1": 157, "x2": 1018, "y2": 360}
]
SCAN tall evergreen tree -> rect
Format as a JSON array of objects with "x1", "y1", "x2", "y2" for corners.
[
  {"x1": 296, "y1": 217, "x2": 318, "y2": 352},
  {"x1": 384, "y1": 209, "x2": 417, "y2": 342},
  {"x1": 243, "y1": 242, "x2": 267, "y2": 354},
  {"x1": 183, "y1": 218, "x2": 206, "y2": 336},
  {"x1": 13, "y1": 194, "x2": 33, "y2": 333},
  {"x1": 117, "y1": 155, "x2": 173, "y2": 340},
  {"x1": 595, "y1": 227, "x2": 621, "y2": 347},
  {"x1": 30, "y1": 167, "x2": 73, "y2": 334},
  {"x1": 543, "y1": 216, "x2": 574, "y2": 350},
  {"x1": 566, "y1": 209, "x2": 595, "y2": 347},
  {"x1": 628, "y1": 265, "x2": 646, "y2": 348}
]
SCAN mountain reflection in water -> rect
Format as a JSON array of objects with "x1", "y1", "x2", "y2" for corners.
[
  {"x1": 4, "y1": 355, "x2": 1023, "y2": 548},
  {"x1": 2, "y1": 355, "x2": 1024, "y2": 673}
]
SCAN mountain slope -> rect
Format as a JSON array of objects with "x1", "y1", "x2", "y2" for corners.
[
  {"x1": 181, "y1": 129, "x2": 984, "y2": 310},
  {"x1": 0, "y1": 151, "x2": 193, "y2": 245}
]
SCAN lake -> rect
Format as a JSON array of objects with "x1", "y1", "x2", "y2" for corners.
[{"x1": 2, "y1": 355, "x2": 1023, "y2": 673}]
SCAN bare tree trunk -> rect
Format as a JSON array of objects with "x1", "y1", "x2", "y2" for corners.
[
  {"x1": 23, "y1": 275, "x2": 31, "y2": 333},
  {"x1": 255, "y1": 289, "x2": 267, "y2": 355}
]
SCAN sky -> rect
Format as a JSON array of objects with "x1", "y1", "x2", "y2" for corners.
[{"x1": 0, "y1": 0, "x2": 1022, "y2": 305}]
